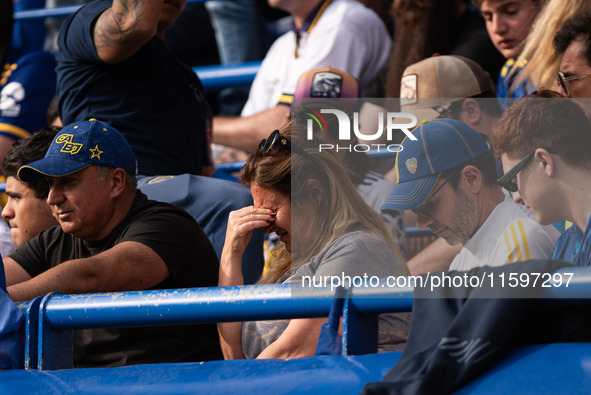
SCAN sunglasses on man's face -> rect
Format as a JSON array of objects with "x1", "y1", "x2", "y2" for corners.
[
  {"x1": 411, "y1": 167, "x2": 462, "y2": 218},
  {"x1": 411, "y1": 178, "x2": 447, "y2": 218},
  {"x1": 497, "y1": 152, "x2": 534, "y2": 193}
]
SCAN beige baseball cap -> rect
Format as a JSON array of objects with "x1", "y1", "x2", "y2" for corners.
[{"x1": 400, "y1": 55, "x2": 496, "y2": 123}]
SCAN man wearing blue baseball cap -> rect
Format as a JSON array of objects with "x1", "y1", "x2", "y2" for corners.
[
  {"x1": 382, "y1": 119, "x2": 559, "y2": 271},
  {"x1": 2, "y1": 119, "x2": 222, "y2": 366}
]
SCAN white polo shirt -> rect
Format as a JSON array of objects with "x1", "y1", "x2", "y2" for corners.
[{"x1": 241, "y1": 0, "x2": 391, "y2": 116}]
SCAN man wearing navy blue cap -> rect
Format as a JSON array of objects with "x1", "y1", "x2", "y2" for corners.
[
  {"x1": 382, "y1": 119, "x2": 558, "y2": 271},
  {"x1": 3, "y1": 119, "x2": 222, "y2": 366}
]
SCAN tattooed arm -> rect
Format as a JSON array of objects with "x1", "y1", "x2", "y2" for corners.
[{"x1": 93, "y1": 0, "x2": 164, "y2": 64}]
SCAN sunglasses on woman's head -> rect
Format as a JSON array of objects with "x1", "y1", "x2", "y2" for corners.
[
  {"x1": 258, "y1": 129, "x2": 316, "y2": 161},
  {"x1": 258, "y1": 130, "x2": 291, "y2": 154}
]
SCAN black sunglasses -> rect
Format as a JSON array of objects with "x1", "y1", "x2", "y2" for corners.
[
  {"x1": 496, "y1": 152, "x2": 534, "y2": 192},
  {"x1": 411, "y1": 167, "x2": 462, "y2": 218},
  {"x1": 258, "y1": 129, "x2": 314, "y2": 161},
  {"x1": 432, "y1": 100, "x2": 462, "y2": 119},
  {"x1": 258, "y1": 129, "x2": 291, "y2": 154}
]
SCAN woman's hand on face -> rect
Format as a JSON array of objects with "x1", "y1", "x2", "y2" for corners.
[{"x1": 225, "y1": 206, "x2": 276, "y2": 255}]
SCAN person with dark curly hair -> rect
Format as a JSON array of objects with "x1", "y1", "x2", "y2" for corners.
[{"x1": 553, "y1": 11, "x2": 591, "y2": 98}]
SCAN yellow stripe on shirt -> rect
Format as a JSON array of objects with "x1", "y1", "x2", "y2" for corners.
[
  {"x1": 510, "y1": 223, "x2": 523, "y2": 261},
  {"x1": 277, "y1": 94, "x2": 293, "y2": 106},
  {"x1": 295, "y1": 0, "x2": 334, "y2": 58},
  {"x1": 504, "y1": 229, "x2": 515, "y2": 263},
  {"x1": 517, "y1": 220, "x2": 531, "y2": 260}
]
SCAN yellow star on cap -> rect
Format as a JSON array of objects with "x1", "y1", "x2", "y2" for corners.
[{"x1": 90, "y1": 145, "x2": 103, "y2": 160}]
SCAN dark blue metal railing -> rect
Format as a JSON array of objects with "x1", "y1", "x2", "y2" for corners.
[
  {"x1": 16, "y1": 266, "x2": 591, "y2": 370},
  {"x1": 194, "y1": 62, "x2": 260, "y2": 91}
]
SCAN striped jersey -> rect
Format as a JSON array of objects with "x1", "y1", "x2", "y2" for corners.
[{"x1": 450, "y1": 197, "x2": 559, "y2": 271}]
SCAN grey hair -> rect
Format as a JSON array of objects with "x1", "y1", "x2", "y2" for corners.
[{"x1": 95, "y1": 165, "x2": 137, "y2": 191}]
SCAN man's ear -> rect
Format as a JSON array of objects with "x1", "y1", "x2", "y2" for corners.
[
  {"x1": 110, "y1": 168, "x2": 127, "y2": 198},
  {"x1": 458, "y1": 98, "x2": 482, "y2": 126},
  {"x1": 460, "y1": 165, "x2": 482, "y2": 194},
  {"x1": 535, "y1": 148, "x2": 555, "y2": 177}
]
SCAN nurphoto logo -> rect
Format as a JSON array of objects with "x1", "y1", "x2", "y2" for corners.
[{"x1": 305, "y1": 108, "x2": 417, "y2": 153}]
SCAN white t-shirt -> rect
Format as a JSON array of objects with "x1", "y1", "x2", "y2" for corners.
[
  {"x1": 450, "y1": 197, "x2": 560, "y2": 271},
  {"x1": 241, "y1": 0, "x2": 391, "y2": 116}
]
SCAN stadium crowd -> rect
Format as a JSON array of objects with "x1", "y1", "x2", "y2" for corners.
[{"x1": 1, "y1": 0, "x2": 591, "y2": 391}]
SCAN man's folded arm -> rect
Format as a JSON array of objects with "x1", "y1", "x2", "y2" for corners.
[
  {"x1": 4, "y1": 258, "x2": 32, "y2": 286},
  {"x1": 212, "y1": 105, "x2": 290, "y2": 151},
  {"x1": 6, "y1": 241, "x2": 170, "y2": 301}
]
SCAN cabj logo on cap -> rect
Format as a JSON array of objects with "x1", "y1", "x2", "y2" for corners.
[
  {"x1": 405, "y1": 158, "x2": 418, "y2": 174},
  {"x1": 18, "y1": 119, "x2": 137, "y2": 182},
  {"x1": 55, "y1": 134, "x2": 83, "y2": 155}
]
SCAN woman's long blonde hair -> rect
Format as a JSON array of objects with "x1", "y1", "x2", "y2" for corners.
[
  {"x1": 512, "y1": 0, "x2": 591, "y2": 92},
  {"x1": 242, "y1": 122, "x2": 407, "y2": 284}
]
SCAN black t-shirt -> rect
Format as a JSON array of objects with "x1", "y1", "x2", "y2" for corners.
[
  {"x1": 10, "y1": 191, "x2": 222, "y2": 366},
  {"x1": 56, "y1": 0, "x2": 210, "y2": 176}
]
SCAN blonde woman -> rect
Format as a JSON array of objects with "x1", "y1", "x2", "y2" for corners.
[{"x1": 218, "y1": 122, "x2": 409, "y2": 359}]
